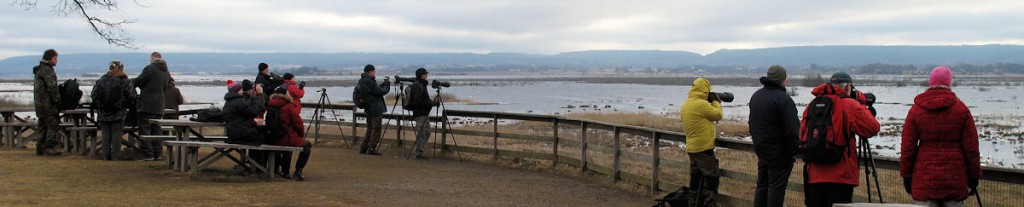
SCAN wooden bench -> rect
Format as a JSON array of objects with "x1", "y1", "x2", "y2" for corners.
[
  {"x1": 0, "y1": 122, "x2": 36, "y2": 148},
  {"x1": 67, "y1": 126, "x2": 100, "y2": 155},
  {"x1": 139, "y1": 135, "x2": 177, "y2": 141},
  {"x1": 163, "y1": 141, "x2": 302, "y2": 178}
]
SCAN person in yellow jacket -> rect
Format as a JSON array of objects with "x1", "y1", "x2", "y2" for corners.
[{"x1": 680, "y1": 78, "x2": 723, "y2": 206}]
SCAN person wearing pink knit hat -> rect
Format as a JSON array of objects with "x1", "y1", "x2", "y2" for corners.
[
  {"x1": 929, "y1": 66, "x2": 953, "y2": 88},
  {"x1": 901, "y1": 66, "x2": 981, "y2": 206}
]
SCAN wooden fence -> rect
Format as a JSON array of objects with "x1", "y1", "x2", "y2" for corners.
[{"x1": 299, "y1": 103, "x2": 1023, "y2": 206}]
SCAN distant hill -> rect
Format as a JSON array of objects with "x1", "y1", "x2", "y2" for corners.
[{"x1": 1, "y1": 45, "x2": 1022, "y2": 76}]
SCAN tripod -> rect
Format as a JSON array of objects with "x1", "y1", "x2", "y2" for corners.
[
  {"x1": 377, "y1": 81, "x2": 408, "y2": 151},
  {"x1": 431, "y1": 87, "x2": 463, "y2": 161},
  {"x1": 858, "y1": 136, "x2": 884, "y2": 203},
  {"x1": 305, "y1": 88, "x2": 348, "y2": 147}
]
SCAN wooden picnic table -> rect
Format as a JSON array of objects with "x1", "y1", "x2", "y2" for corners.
[
  {"x1": 148, "y1": 119, "x2": 225, "y2": 170},
  {"x1": 0, "y1": 108, "x2": 37, "y2": 148},
  {"x1": 164, "y1": 141, "x2": 301, "y2": 177}
]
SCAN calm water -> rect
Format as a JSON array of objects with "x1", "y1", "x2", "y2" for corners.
[{"x1": 2, "y1": 75, "x2": 1022, "y2": 168}]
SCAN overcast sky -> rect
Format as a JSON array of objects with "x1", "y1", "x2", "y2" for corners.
[{"x1": 1, "y1": 0, "x2": 1022, "y2": 60}]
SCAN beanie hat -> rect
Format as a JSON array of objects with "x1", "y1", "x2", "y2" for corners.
[
  {"x1": 929, "y1": 66, "x2": 953, "y2": 87},
  {"x1": 274, "y1": 86, "x2": 288, "y2": 94},
  {"x1": 283, "y1": 73, "x2": 295, "y2": 80},
  {"x1": 242, "y1": 79, "x2": 254, "y2": 91},
  {"x1": 364, "y1": 64, "x2": 376, "y2": 73},
  {"x1": 258, "y1": 63, "x2": 269, "y2": 72},
  {"x1": 228, "y1": 82, "x2": 242, "y2": 93},
  {"x1": 415, "y1": 68, "x2": 429, "y2": 78},
  {"x1": 766, "y1": 65, "x2": 787, "y2": 84},
  {"x1": 830, "y1": 72, "x2": 853, "y2": 84}
]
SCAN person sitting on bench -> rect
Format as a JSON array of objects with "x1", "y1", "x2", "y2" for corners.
[{"x1": 268, "y1": 86, "x2": 312, "y2": 181}]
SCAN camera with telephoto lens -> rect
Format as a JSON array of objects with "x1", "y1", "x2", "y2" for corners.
[
  {"x1": 862, "y1": 92, "x2": 875, "y2": 106},
  {"x1": 394, "y1": 75, "x2": 417, "y2": 83},
  {"x1": 707, "y1": 92, "x2": 734, "y2": 103},
  {"x1": 431, "y1": 80, "x2": 451, "y2": 89}
]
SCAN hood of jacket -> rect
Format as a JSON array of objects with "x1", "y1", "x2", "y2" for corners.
[
  {"x1": 914, "y1": 87, "x2": 958, "y2": 111},
  {"x1": 33, "y1": 60, "x2": 54, "y2": 74},
  {"x1": 811, "y1": 83, "x2": 846, "y2": 96},
  {"x1": 688, "y1": 78, "x2": 711, "y2": 100},
  {"x1": 224, "y1": 92, "x2": 244, "y2": 101},
  {"x1": 150, "y1": 58, "x2": 168, "y2": 72},
  {"x1": 267, "y1": 93, "x2": 294, "y2": 108},
  {"x1": 759, "y1": 77, "x2": 785, "y2": 89},
  {"x1": 282, "y1": 79, "x2": 296, "y2": 87}
]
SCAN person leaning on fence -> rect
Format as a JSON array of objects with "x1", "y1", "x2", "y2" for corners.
[
  {"x1": 91, "y1": 61, "x2": 138, "y2": 161},
  {"x1": 801, "y1": 72, "x2": 880, "y2": 207},
  {"x1": 748, "y1": 65, "x2": 800, "y2": 207},
  {"x1": 164, "y1": 77, "x2": 184, "y2": 119},
  {"x1": 680, "y1": 78, "x2": 723, "y2": 206},
  {"x1": 133, "y1": 52, "x2": 171, "y2": 161},
  {"x1": 223, "y1": 80, "x2": 265, "y2": 146},
  {"x1": 268, "y1": 86, "x2": 312, "y2": 180},
  {"x1": 900, "y1": 66, "x2": 981, "y2": 206},
  {"x1": 358, "y1": 64, "x2": 390, "y2": 156},
  {"x1": 32, "y1": 49, "x2": 63, "y2": 156},
  {"x1": 407, "y1": 68, "x2": 439, "y2": 160}
]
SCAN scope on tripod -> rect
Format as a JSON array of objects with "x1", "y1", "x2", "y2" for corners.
[
  {"x1": 394, "y1": 76, "x2": 417, "y2": 82},
  {"x1": 316, "y1": 88, "x2": 327, "y2": 93},
  {"x1": 431, "y1": 80, "x2": 451, "y2": 89}
]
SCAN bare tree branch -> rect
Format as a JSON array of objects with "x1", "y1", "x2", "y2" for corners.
[{"x1": 12, "y1": 0, "x2": 140, "y2": 49}]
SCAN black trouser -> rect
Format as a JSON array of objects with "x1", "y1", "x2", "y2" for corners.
[
  {"x1": 277, "y1": 141, "x2": 312, "y2": 174},
  {"x1": 687, "y1": 149, "x2": 720, "y2": 194},
  {"x1": 360, "y1": 116, "x2": 383, "y2": 152},
  {"x1": 803, "y1": 164, "x2": 855, "y2": 207},
  {"x1": 754, "y1": 154, "x2": 794, "y2": 207},
  {"x1": 137, "y1": 113, "x2": 163, "y2": 158}
]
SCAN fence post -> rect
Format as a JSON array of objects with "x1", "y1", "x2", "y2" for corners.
[
  {"x1": 493, "y1": 114, "x2": 499, "y2": 159},
  {"x1": 553, "y1": 118, "x2": 559, "y2": 164},
  {"x1": 351, "y1": 106, "x2": 358, "y2": 145},
  {"x1": 441, "y1": 112, "x2": 448, "y2": 153},
  {"x1": 614, "y1": 126, "x2": 621, "y2": 181},
  {"x1": 397, "y1": 116, "x2": 403, "y2": 147},
  {"x1": 581, "y1": 122, "x2": 588, "y2": 172},
  {"x1": 651, "y1": 131, "x2": 660, "y2": 194}
]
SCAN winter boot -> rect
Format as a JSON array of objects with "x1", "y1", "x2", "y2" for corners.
[{"x1": 293, "y1": 168, "x2": 305, "y2": 181}]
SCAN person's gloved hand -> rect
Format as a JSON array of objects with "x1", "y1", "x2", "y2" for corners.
[
  {"x1": 969, "y1": 178, "x2": 979, "y2": 195},
  {"x1": 903, "y1": 177, "x2": 912, "y2": 194},
  {"x1": 298, "y1": 81, "x2": 306, "y2": 90}
]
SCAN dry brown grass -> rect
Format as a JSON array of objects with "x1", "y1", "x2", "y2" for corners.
[{"x1": 0, "y1": 142, "x2": 649, "y2": 206}]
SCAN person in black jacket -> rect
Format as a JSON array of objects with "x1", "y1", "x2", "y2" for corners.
[
  {"x1": 134, "y1": 52, "x2": 171, "y2": 161},
  {"x1": 223, "y1": 80, "x2": 265, "y2": 146},
  {"x1": 255, "y1": 63, "x2": 283, "y2": 99},
  {"x1": 407, "y1": 68, "x2": 439, "y2": 159},
  {"x1": 32, "y1": 49, "x2": 62, "y2": 156},
  {"x1": 358, "y1": 64, "x2": 390, "y2": 155},
  {"x1": 747, "y1": 65, "x2": 801, "y2": 207}
]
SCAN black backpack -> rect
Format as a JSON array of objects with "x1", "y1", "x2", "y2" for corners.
[
  {"x1": 93, "y1": 76, "x2": 127, "y2": 111},
  {"x1": 800, "y1": 91, "x2": 850, "y2": 164},
  {"x1": 653, "y1": 187, "x2": 690, "y2": 207},
  {"x1": 264, "y1": 106, "x2": 287, "y2": 145},
  {"x1": 58, "y1": 78, "x2": 83, "y2": 110},
  {"x1": 353, "y1": 85, "x2": 368, "y2": 109},
  {"x1": 192, "y1": 108, "x2": 225, "y2": 122}
]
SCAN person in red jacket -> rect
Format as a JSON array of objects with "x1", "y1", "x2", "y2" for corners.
[
  {"x1": 281, "y1": 73, "x2": 305, "y2": 111},
  {"x1": 801, "y1": 72, "x2": 880, "y2": 207},
  {"x1": 268, "y1": 87, "x2": 312, "y2": 181},
  {"x1": 900, "y1": 66, "x2": 981, "y2": 206}
]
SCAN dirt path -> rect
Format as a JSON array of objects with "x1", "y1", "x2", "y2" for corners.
[{"x1": 0, "y1": 146, "x2": 649, "y2": 206}]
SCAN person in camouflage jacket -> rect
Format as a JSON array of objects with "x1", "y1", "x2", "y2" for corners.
[
  {"x1": 91, "y1": 61, "x2": 138, "y2": 160},
  {"x1": 32, "y1": 49, "x2": 62, "y2": 156}
]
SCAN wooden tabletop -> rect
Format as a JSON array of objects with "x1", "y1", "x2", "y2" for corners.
[
  {"x1": 0, "y1": 108, "x2": 35, "y2": 113},
  {"x1": 148, "y1": 119, "x2": 224, "y2": 127},
  {"x1": 61, "y1": 108, "x2": 92, "y2": 114}
]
